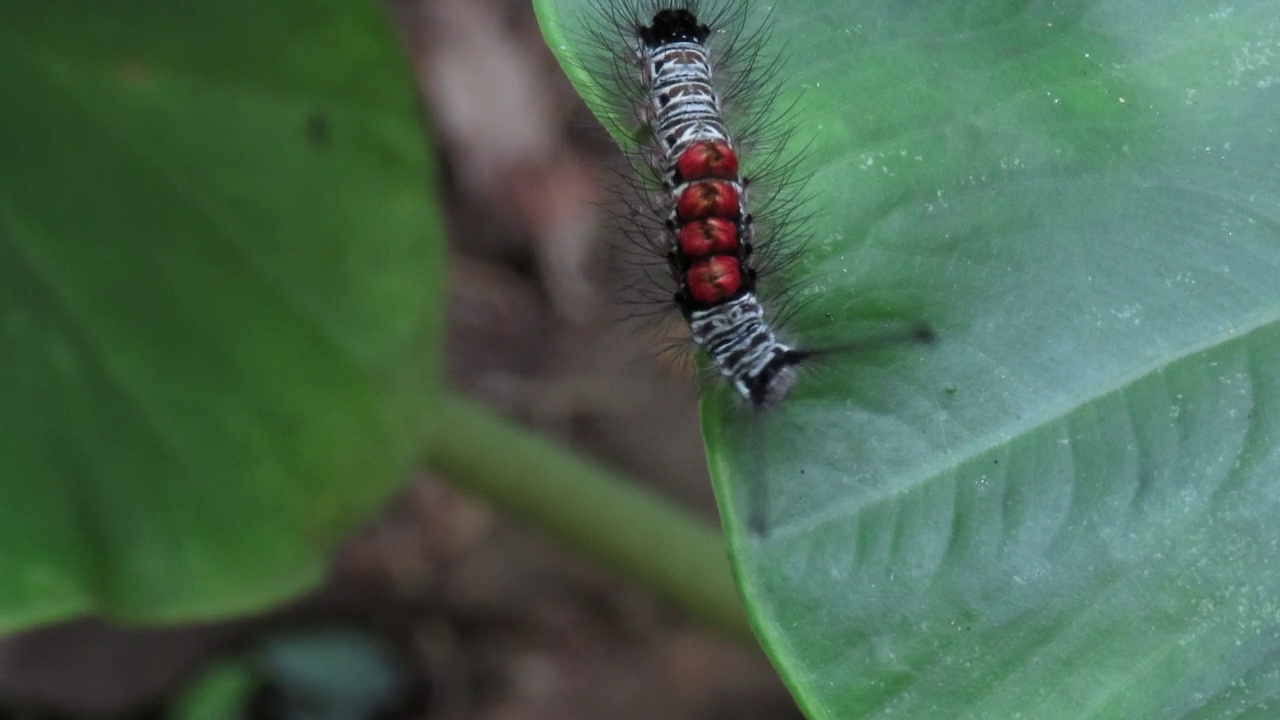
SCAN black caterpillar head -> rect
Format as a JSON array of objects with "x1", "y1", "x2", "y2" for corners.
[
  {"x1": 639, "y1": 9, "x2": 711, "y2": 47},
  {"x1": 744, "y1": 350, "x2": 812, "y2": 409}
]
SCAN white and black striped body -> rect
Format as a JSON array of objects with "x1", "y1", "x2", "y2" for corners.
[
  {"x1": 640, "y1": 39, "x2": 729, "y2": 163},
  {"x1": 688, "y1": 296, "x2": 805, "y2": 408}
]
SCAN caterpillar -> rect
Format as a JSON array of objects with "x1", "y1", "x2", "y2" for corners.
[{"x1": 579, "y1": 0, "x2": 816, "y2": 410}]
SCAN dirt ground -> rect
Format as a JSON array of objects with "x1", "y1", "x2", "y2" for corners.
[{"x1": 0, "y1": 0, "x2": 803, "y2": 717}]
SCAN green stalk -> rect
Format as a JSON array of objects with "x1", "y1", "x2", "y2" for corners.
[{"x1": 427, "y1": 394, "x2": 751, "y2": 640}]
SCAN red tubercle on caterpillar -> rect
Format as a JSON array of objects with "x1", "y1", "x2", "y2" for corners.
[
  {"x1": 686, "y1": 256, "x2": 743, "y2": 304},
  {"x1": 678, "y1": 217, "x2": 739, "y2": 257},
  {"x1": 676, "y1": 140, "x2": 739, "y2": 181},
  {"x1": 676, "y1": 180, "x2": 739, "y2": 221}
]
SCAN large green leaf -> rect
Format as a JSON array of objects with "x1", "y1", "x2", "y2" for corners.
[
  {"x1": 538, "y1": 0, "x2": 1280, "y2": 716},
  {"x1": 0, "y1": 1, "x2": 441, "y2": 629}
]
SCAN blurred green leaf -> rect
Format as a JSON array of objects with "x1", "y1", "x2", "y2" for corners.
[
  {"x1": 0, "y1": 0, "x2": 442, "y2": 628},
  {"x1": 171, "y1": 658, "x2": 256, "y2": 720},
  {"x1": 538, "y1": 0, "x2": 1280, "y2": 717},
  {"x1": 256, "y1": 627, "x2": 409, "y2": 720}
]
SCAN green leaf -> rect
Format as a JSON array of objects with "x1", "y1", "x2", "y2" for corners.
[
  {"x1": 0, "y1": 0, "x2": 442, "y2": 629},
  {"x1": 170, "y1": 658, "x2": 257, "y2": 720},
  {"x1": 537, "y1": 0, "x2": 1280, "y2": 717}
]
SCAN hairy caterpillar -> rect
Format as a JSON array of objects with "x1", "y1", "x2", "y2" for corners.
[
  {"x1": 551, "y1": 0, "x2": 934, "y2": 535},
  {"x1": 577, "y1": 0, "x2": 818, "y2": 410}
]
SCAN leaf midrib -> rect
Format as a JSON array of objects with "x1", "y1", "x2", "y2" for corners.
[{"x1": 772, "y1": 303, "x2": 1280, "y2": 541}]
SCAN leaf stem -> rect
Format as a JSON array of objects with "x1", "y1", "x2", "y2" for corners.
[{"x1": 427, "y1": 394, "x2": 752, "y2": 640}]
